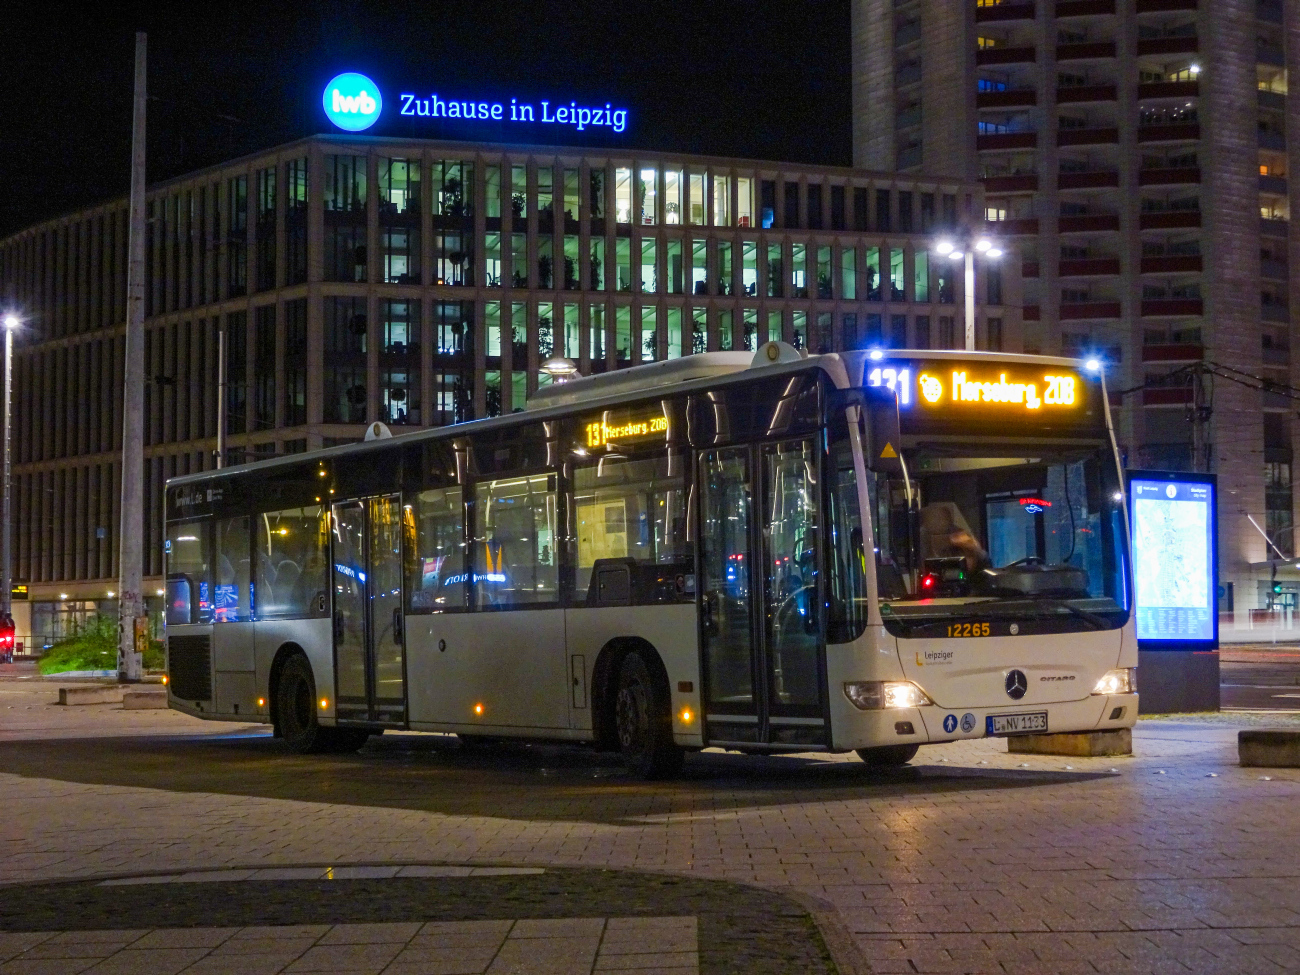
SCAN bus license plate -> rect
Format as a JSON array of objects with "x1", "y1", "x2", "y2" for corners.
[{"x1": 986, "y1": 712, "x2": 1048, "y2": 736}]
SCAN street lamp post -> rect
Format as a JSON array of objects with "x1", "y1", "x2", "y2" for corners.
[
  {"x1": 934, "y1": 233, "x2": 1004, "y2": 351},
  {"x1": 1, "y1": 314, "x2": 16, "y2": 622}
]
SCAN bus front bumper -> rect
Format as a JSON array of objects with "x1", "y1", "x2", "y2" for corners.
[{"x1": 836, "y1": 693, "x2": 1139, "y2": 751}]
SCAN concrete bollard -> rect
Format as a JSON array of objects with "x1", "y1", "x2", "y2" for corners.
[
  {"x1": 58, "y1": 686, "x2": 125, "y2": 706},
  {"x1": 122, "y1": 687, "x2": 168, "y2": 710},
  {"x1": 1007, "y1": 728, "x2": 1133, "y2": 757},
  {"x1": 1239, "y1": 730, "x2": 1300, "y2": 768}
]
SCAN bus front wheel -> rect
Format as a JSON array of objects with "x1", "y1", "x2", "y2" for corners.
[
  {"x1": 614, "y1": 652, "x2": 683, "y2": 779},
  {"x1": 276, "y1": 654, "x2": 369, "y2": 754},
  {"x1": 855, "y1": 744, "x2": 920, "y2": 768}
]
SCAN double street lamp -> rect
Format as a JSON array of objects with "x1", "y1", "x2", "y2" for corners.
[{"x1": 934, "y1": 233, "x2": 1003, "y2": 352}]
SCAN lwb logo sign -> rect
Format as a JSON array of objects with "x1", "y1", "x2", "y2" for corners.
[{"x1": 323, "y1": 72, "x2": 382, "y2": 131}]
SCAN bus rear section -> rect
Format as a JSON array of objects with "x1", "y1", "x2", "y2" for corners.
[{"x1": 829, "y1": 351, "x2": 1137, "y2": 758}]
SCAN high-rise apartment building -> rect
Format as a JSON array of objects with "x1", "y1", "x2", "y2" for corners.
[{"x1": 853, "y1": 0, "x2": 1300, "y2": 614}]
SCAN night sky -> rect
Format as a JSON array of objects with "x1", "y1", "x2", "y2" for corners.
[{"x1": 7, "y1": 0, "x2": 852, "y2": 237}]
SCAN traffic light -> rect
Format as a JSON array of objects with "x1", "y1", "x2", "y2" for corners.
[
  {"x1": 0, "y1": 613, "x2": 14, "y2": 661},
  {"x1": 1273, "y1": 565, "x2": 1283, "y2": 595}
]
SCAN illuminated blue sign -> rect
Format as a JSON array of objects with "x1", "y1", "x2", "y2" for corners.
[
  {"x1": 399, "y1": 94, "x2": 627, "y2": 133},
  {"x1": 323, "y1": 72, "x2": 382, "y2": 132},
  {"x1": 321, "y1": 71, "x2": 629, "y2": 135},
  {"x1": 1129, "y1": 473, "x2": 1217, "y2": 647}
]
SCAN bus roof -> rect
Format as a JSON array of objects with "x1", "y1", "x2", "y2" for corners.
[{"x1": 165, "y1": 346, "x2": 836, "y2": 490}]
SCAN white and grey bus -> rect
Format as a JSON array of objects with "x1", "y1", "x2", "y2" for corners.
[{"x1": 164, "y1": 343, "x2": 1137, "y2": 777}]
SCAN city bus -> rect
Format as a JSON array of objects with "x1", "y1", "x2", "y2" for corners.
[{"x1": 163, "y1": 342, "x2": 1136, "y2": 777}]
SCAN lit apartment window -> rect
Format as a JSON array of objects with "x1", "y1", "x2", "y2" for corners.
[{"x1": 986, "y1": 205, "x2": 1008, "y2": 222}]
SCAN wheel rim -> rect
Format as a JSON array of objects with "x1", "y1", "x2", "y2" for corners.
[{"x1": 615, "y1": 677, "x2": 649, "y2": 754}]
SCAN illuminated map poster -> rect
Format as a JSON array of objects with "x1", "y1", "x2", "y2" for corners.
[{"x1": 1130, "y1": 476, "x2": 1216, "y2": 645}]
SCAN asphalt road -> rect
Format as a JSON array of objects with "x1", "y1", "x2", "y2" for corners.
[{"x1": 1220, "y1": 645, "x2": 1300, "y2": 710}]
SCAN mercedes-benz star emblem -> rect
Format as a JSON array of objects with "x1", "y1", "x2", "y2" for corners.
[{"x1": 1005, "y1": 669, "x2": 1028, "y2": 700}]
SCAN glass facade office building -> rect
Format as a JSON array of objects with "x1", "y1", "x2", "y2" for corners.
[{"x1": 0, "y1": 135, "x2": 1014, "y2": 630}]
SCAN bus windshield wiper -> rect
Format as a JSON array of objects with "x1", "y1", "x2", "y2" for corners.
[{"x1": 1023, "y1": 597, "x2": 1109, "y2": 630}]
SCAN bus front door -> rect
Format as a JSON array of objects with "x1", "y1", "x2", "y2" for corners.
[
  {"x1": 699, "y1": 441, "x2": 827, "y2": 748},
  {"x1": 331, "y1": 495, "x2": 407, "y2": 725}
]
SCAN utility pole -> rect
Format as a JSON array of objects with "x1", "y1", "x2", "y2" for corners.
[
  {"x1": 118, "y1": 32, "x2": 147, "y2": 683},
  {"x1": 216, "y1": 324, "x2": 226, "y2": 468}
]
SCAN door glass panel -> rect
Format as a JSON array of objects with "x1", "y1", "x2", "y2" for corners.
[
  {"x1": 331, "y1": 501, "x2": 368, "y2": 707},
  {"x1": 370, "y1": 495, "x2": 405, "y2": 709},
  {"x1": 700, "y1": 448, "x2": 755, "y2": 709},
  {"x1": 762, "y1": 440, "x2": 822, "y2": 711}
]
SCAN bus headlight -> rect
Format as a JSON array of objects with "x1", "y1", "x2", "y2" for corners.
[
  {"x1": 843, "y1": 681, "x2": 933, "y2": 710},
  {"x1": 1092, "y1": 669, "x2": 1136, "y2": 696}
]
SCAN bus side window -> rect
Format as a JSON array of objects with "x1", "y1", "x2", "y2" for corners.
[
  {"x1": 474, "y1": 474, "x2": 559, "y2": 608},
  {"x1": 254, "y1": 506, "x2": 329, "y2": 619},
  {"x1": 406, "y1": 486, "x2": 466, "y2": 612},
  {"x1": 571, "y1": 449, "x2": 692, "y2": 606},
  {"x1": 214, "y1": 516, "x2": 252, "y2": 622}
]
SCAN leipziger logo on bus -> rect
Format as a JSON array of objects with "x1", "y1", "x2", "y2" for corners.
[{"x1": 322, "y1": 71, "x2": 629, "y2": 134}]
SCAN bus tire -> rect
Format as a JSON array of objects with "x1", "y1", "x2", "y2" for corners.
[
  {"x1": 614, "y1": 652, "x2": 683, "y2": 779},
  {"x1": 855, "y1": 744, "x2": 920, "y2": 767},
  {"x1": 275, "y1": 654, "x2": 368, "y2": 754}
]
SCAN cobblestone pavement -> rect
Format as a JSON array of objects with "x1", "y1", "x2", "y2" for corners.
[{"x1": 3, "y1": 682, "x2": 1300, "y2": 973}]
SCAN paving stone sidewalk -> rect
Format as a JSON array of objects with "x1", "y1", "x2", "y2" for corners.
[
  {"x1": 3, "y1": 684, "x2": 1300, "y2": 974},
  {"x1": 0, "y1": 917, "x2": 697, "y2": 975}
]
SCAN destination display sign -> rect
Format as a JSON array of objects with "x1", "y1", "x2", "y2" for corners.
[
  {"x1": 583, "y1": 414, "x2": 668, "y2": 448},
  {"x1": 862, "y1": 357, "x2": 1102, "y2": 434}
]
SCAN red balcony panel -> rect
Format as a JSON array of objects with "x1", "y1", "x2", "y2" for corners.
[
  {"x1": 1137, "y1": 80, "x2": 1199, "y2": 100},
  {"x1": 1138, "y1": 167, "x2": 1201, "y2": 186},
  {"x1": 1136, "y1": 0, "x2": 1196, "y2": 10},
  {"x1": 1023, "y1": 305, "x2": 1042, "y2": 321},
  {"x1": 1059, "y1": 214, "x2": 1120, "y2": 232},
  {"x1": 1056, "y1": 41, "x2": 1117, "y2": 60},
  {"x1": 1262, "y1": 217, "x2": 1290, "y2": 237},
  {"x1": 1060, "y1": 301, "x2": 1122, "y2": 319},
  {"x1": 1142, "y1": 299, "x2": 1203, "y2": 316},
  {"x1": 977, "y1": 90, "x2": 1038, "y2": 108},
  {"x1": 1142, "y1": 344, "x2": 1204, "y2": 362},
  {"x1": 982, "y1": 174, "x2": 1039, "y2": 192},
  {"x1": 1001, "y1": 217, "x2": 1041, "y2": 235},
  {"x1": 1058, "y1": 170, "x2": 1119, "y2": 189},
  {"x1": 1260, "y1": 174, "x2": 1288, "y2": 196},
  {"x1": 1058, "y1": 127, "x2": 1119, "y2": 146},
  {"x1": 1143, "y1": 387, "x2": 1193, "y2": 405},
  {"x1": 1059, "y1": 258, "x2": 1122, "y2": 276},
  {"x1": 977, "y1": 132, "x2": 1038, "y2": 150},
  {"x1": 1056, "y1": 85, "x2": 1118, "y2": 103},
  {"x1": 1140, "y1": 211, "x2": 1201, "y2": 229},
  {"x1": 976, "y1": 46, "x2": 1037, "y2": 65},
  {"x1": 976, "y1": 2, "x2": 1037, "y2": 21},
  {"x1": 1022, "y1": 261, "x2": 1041, "y2": 278},
  {"x1": 1137, "y1": 37, "x2": 1198, "y2": 56},
  {"x1": 1138, "y1": 124, "x2": 1200, "y2": 143},
  {"x1": 1056, "y1": 0, "x2": 1116, "y2": 15},
  {"x1": 1140, "y1": 255, "x2": 1202, "y2": 273}
]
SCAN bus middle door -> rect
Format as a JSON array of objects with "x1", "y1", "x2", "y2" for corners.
[{"x1": 331, "y1": 495, "x2": 407, "y2": 726}]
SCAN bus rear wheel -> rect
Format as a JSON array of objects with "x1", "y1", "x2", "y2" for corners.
[
  {"x1": 276, "y1": 654, "x2": 369, "y2": 754},
  {"x1": 855, "y1": 744, "x2": 920, "y2": 768},
  {"x1": 614, "y1": 652, "x2": 683, "y2": 779}
]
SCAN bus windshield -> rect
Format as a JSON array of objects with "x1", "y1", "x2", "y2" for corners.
[{"x1": 872, "y1": 442, "x2": 1130, "y2": 637}]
